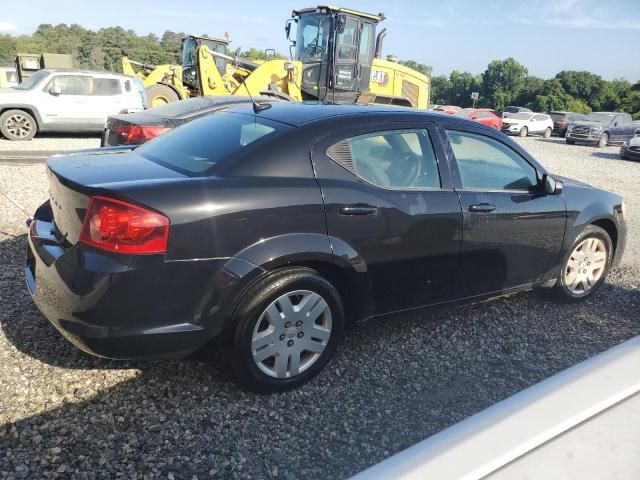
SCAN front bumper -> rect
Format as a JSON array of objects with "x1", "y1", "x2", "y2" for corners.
[
  {"x1": 566, "y1": 130, "x2": 602, "y2": 142},
  {"x1": 25, "y1": 201, "x2": 255, "y2": 360},
  {"x1": 620, "y1": 145, "x2": 640, "y2": 160},
  {"x1": 501, "y1": 124, "x2": 524, "y2": 135}
]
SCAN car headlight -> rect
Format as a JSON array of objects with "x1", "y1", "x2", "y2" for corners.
[
  {"x1": 591, "y1": 126, "x2": 602, "y2": 132},
  {"x1": 623, "y1": 140, "x2": 630, "y2": 147}
]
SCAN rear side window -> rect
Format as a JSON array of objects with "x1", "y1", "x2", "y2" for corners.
[
  {"x1": 92, "y1": 77, "x2": 121, "y2": 95},
  {"x1": 532, "y1": 114, "x2": 548, "y2": 121},
  {"x1": 327, "y1": 129, "x2": 440, "y2": 189},
  {"x1": 137, "y1": 113, "x2": 289, "y2": 175},
  {"x1": 446, "y1": 130, "x2": 537, "y2": 191}
]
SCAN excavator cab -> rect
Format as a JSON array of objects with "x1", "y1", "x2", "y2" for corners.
[
  {"x1": 288, "y1": 6, "x2": 384, "y2": 102},
  {"x1": 182, "y1": 35, "x2": 229, "y2": 95}
]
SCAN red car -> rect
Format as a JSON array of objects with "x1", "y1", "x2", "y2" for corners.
[
  {"x1": 433, "y1": 105, "x2": 461, "y2": 115},
  {"x1": 454, "y1": 108, "x2": 503, "y2": 130}
]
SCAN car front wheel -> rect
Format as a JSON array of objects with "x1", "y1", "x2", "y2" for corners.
[
  {"x1": 231, "y1": 267, "x2": 344, "y2": 393},
  {"x1": 553, "y1": 225, "x2": 613, "y2": 301},
  {"x1": 0, "y1": 109, "x2": 37, "y2": 141},
  {"x1": 597, "y1": 133, "x2": 609, "y2": 148}
]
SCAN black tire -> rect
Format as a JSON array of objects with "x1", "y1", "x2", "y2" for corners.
[
  {"x1": 231, "y1": 267, "x2": 344, "y2": 393},
  {"x1": 146, "y1": 83, "x2": 180, "y2": 107},
  {"x1": 0, "y1": 109, "x2": 37, "y2": 141},
  {"x1": 550, "y1": 225, "x2": 613, "y2": 302},
  {"x1": 519, "y1": 126, "x2": 528, "y2": 137},
  {"x1": 543, "y1": 127, "x2": 552, "y2": 138},
  {"x1": 597, "y1": 132, "x2": 609, "y2": 148},
  {"x1": 566, "y1": 138, "x2": 576, "y2": 145}
]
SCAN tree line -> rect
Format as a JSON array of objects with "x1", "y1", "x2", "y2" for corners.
[{"x1": 1, "y1": 24, "x2": 638, "y2": 119}]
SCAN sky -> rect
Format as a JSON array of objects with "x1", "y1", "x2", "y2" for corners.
[{"x1": 2, "y1": 0, "x2": 639, "y2": 81}]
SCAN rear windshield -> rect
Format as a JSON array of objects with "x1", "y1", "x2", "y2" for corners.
[
  {"x1": 137, "y1": 112, "x2": 290, "y2": 175},
  {"x1": 550, "y1": 112, "x2": 566, "y2": 121}
]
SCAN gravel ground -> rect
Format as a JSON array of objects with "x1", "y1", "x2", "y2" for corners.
[
  {"x1": 0, "y1": 134, "x2": 100, "y2": 152},
  {"x1": 0, "y1": 137, "x2": 639, "y2": 479}
]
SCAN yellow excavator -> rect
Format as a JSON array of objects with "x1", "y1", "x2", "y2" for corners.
[{"x1": 133, "y1": 6, "x2": 430, "y2": 108}]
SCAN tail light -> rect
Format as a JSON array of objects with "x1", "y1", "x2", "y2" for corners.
[
  {"x1": 79, "y1": 196, "x2": 169, "y2": 254},
  {"x1": 115, "y1": 125, "x2": 171, "y2": 144}
]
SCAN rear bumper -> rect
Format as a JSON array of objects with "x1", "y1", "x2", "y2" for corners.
[{"x1": 25, "y1": 202, "x2": 258, "y2": 360}]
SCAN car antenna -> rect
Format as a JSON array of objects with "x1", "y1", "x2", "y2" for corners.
[{"x1": 238, "y1": 72, "x2": 271, "y2": 113}]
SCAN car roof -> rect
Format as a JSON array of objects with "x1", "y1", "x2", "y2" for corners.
[
  {"x1": 39, "y1": 68, "x2": 133, "y2": 79},
  {"x1": 224, "y1": 102, "x2": 466, "y2": 127}
]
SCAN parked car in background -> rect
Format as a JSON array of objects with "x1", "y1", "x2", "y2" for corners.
[
  {"x1": 620, "y1": 134, "x2": 640, "y2": 161},
  {"x1": 502, "y1": 106, "x2": 532, "y2": 118},
  {"x1": 0, "y1": 69, "x2": 146, "y2": 141},
  {"x1": 27, "y1": 103, "x2": 625, "y2": 392},
  {"x1": 549, "y1": 111, "x2": 587, "y2": 137},
  {"x1": 0, "y1": 67, "x2": 18, "y2": 88},
  {"x1": 433, "y1": 105, "x2": 461, "y2": 115},
  {"x1": 501, "y1": 112, "x2": 554, "y2": 137},
  {"x1": 566, "y1": 112, "x2": 639, "y2": 148},
  {"x1": 102, "y1": 95, "x2": 281, "y2": 147},
  {"x1": 454, "y1": 108, "x2": 502, "y2": 130}
]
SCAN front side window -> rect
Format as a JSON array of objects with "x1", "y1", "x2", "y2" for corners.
[
  {"x1": 337, "y1": 17, "x2": 358, "y2": 60},
  {"x1": 137, "y1": 112, "x2": 287, "y2": 175},
  {"x1": 358, "y1": 23, "x2": 374, "y2": 64},
  {"x1": 327, "y1": 129, "x2": 440, "y2": 189},
  {"x1": 295, "y1": 13, "x2": 331, "y2": 62},
  {"x1": 446, "y1": 130, "x2": 537, "y2": 191},
  {"x1": 45, "y1": 75, "x2": 90, "y2": 95}
]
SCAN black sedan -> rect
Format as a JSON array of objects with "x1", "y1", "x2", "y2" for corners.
[
  {"x1": 27, "y1": 103, "x2": 626, "y2": 392},
  {"x1": 101, "y1": 95, "x2": 280, "y2": 147}
]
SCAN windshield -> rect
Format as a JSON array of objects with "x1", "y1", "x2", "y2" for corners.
[
  {"x1": 14, "y1": 70, "x2": 49, "y2": 90},
  {"x1": 586, "y1": 113, "x2": 615, "y2": 122},
  {"x1": 137, "y1": 112, "x2": 291, "y2": 175},
  {"x1": 509, "y1": 113, "x2": 532, "y2": 120},
  {"x1": 295, "y1": 13, "x2": 331, "y2": 63}
]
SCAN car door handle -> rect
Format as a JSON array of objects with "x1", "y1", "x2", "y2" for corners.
[
  {"x1": 469, "y1": 203, "x2": 496, "y2": 213},
  {"x1": 338, "y1": 205, "x2": 378, "y2": 216}
]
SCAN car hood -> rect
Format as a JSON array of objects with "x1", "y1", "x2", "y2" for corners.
[
  {"x1": 555, "y1": 175, "x2": 590, "y2": 188},
  {"x1": 628, "y1": 136, "x2": 640, "y2": 146}
]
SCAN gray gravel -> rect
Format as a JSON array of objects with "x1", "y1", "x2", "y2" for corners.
[
  {"x1": 1, "y1": 137, "x2": 639, "y2": 480},
  {"x1": 0, "y1": 134, "x2": 100, "y2": 152}
]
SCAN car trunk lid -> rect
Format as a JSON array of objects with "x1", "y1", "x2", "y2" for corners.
[{"x1": 46, "y1": 150, "x2": 184, "y2": 245}]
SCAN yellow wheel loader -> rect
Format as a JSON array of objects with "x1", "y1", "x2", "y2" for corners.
[{"x1": 180, "y1": 6, "x2": 429, "y2": 108}]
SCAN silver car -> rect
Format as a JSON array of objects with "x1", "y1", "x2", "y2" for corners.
[{"x1": 0, "y1": 69, "x2": 146, "y2": 141}]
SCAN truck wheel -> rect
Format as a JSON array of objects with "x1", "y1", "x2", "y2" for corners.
[
  {"x1": 519, "y1": 126, "x2": 528, "y2": 137},
  {"x1": 146, "y1": 84, "x2": 180, "y2": 108},
  {"x1": 597, "y1": 132, "x2": 609, "y2": 148},
  {"x1": 0, "y1": 109, "x2": 37, "y2": 141},
  {"x1": 543, "y1": 127, "x2": 552, "y2": 138}
]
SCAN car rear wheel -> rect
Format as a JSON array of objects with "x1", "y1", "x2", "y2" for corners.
[
  {"x1": 552, "y1": 225, "x2": 612, "y2": 301},
  {"x1": 0, "y1": 109, "x2": 37, "y2": 141},
  {"x1": 146, "y1": 83, "x2": 180, "y2": 108},
  {"x1": 543, "y1": 127, "x2": 552, "y2": 138},
  {"x1": 231, "y1": 267, "x2": 344, "y2": 393},
  {"x1": 519, "y1": 126, "x2": 528, "y2": 137},
  {"x1": 597, "y1": 133, "x2": 609, "y2": 148}
]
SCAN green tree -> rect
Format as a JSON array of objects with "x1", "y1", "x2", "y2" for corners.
[
  {"x1": 555, "y1": 71, "x2": 604, "y2": 102},
  {"x1": 0, "y1": 34, "x2": 17, "y2": 65},
  {"x1": 241, "y1": 47, "x2": 286, "y2": 61},
  {"x1": 430, "y1": 75, "x2": 451, "y2": 104},
  {"x1": 482, "y1": 57, "x2": 528, "y2": 110}
]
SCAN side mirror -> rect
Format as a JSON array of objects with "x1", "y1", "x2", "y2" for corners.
[
  {"x1": 471, "y1": 116, "x2": 478, "y2": 120},
  {"x1": 285, "y1": 19, "x2": 294, "y2": 41},
  {"x1": 49, "y1": 86, "x2": 61, "y2": 96},
  {"x1": 541, "y1": 174, "x2": 563, "y2": 195}
]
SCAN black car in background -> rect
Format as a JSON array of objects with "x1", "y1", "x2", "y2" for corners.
[
  {"x1": 27, "y1": 103, "x2": 626, "y2": 392},
  {"x1": 102, "y1": 96, "x2": 280, "y2": 147},
  {"x1": 549, "y1": 111, "x2": 587, "y2": 137},
  {"x1": 620, "y1": 134, "x2": 640, "y2": 160}
]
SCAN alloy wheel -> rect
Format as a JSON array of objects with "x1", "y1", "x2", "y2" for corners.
[
  {"x1": 251, "y1": 290, "x2": 332, "y2": 379},
  {"x1": 5, "y1": 114, "x2": 33, "y2": 139},
  {"x1": 563, "y1": 237, "x2": 608, "y2": 295}
]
